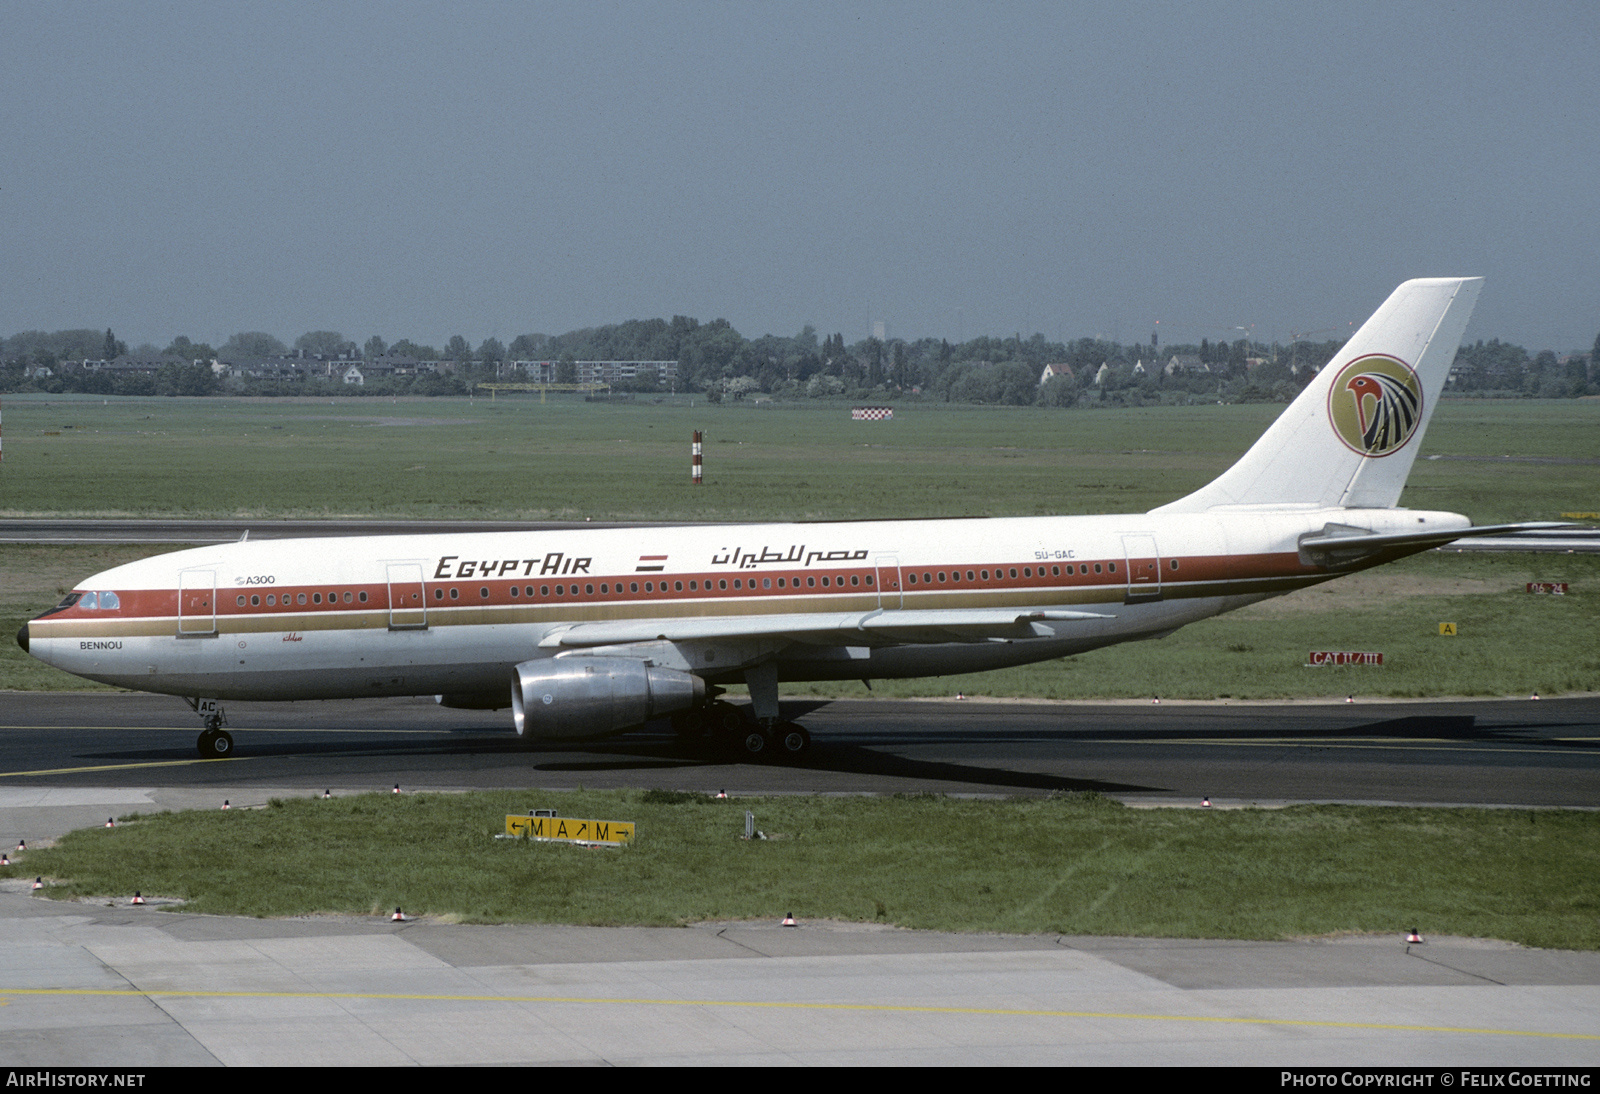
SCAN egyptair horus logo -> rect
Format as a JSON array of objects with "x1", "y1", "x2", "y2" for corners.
[{"x1": 1327, "y1": 354, "x2": 1423, "y2": 457}]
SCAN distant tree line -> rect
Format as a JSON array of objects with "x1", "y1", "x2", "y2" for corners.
[{"x1": 3, "y1": 320, "x2": 1595, "y2": 405}]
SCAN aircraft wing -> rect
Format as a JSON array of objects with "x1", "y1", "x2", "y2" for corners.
[
  {"x1": 538, "y1": 607, "x2": 1114, "y2": 649},
  {"x1": 1298, "y1": 521, "x2": 1573, "y2": 566}
]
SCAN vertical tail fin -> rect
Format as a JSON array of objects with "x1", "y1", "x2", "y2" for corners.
[{"x1": 1153, "y1": 277, "x2": 1482, "y2": 513}]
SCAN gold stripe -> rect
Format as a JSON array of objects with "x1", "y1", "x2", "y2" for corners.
[{"x1": 0, "y1": 987, "x2": 1591, "y2": 1040}]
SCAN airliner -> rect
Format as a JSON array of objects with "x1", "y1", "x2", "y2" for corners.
[{"x1": 18, "y1": 278, "x2": 1545, "y2": 760}]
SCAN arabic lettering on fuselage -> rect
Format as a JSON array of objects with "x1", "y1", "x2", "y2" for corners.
[{"x1": 709, "y1": 545, "x2": 871, "y2": 570}]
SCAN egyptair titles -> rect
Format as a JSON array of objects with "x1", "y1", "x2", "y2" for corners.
[{"x1": 711, "y1": 544, "x2": 870, "y2": 570}]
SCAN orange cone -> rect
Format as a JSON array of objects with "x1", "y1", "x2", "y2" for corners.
[
  {"x1": 32, "y1": 877, "x2": 43, "y2": 891},
  {"x1": 1406, "y1": 928, "x2": 1423, "y2": 943},
  {"x1": 715, "y1": 789, "x2": 727, "y2": 799},
  {"x1": 781, "y1": 912, "x2": 797, "y2": 927},
  {"x1": 105, "y1": 818, "x2": 114, "y2": 828},
  {"x1": 393, "y1": 784, "x2": 401, "y2": 794},
  {"x1": 15, "y1": 839, "x2": 24, "y2": 852},
  {"x1": 392, "y1": 907, "x2": 406, "y2": 921},
  {"x1": 221, "y1": 800, "x2": 230, "y2": 810},
  {"x1": 1201, "y1": 797, "x2": 1211, "y2": 808},
  {"x1": 131, "y1": 892, "x2": 145, "y2": 905},
  {"x1": 1, "y1": 854, "x2": 9, "y2": 867}
]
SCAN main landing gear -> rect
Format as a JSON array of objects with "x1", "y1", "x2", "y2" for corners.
[
  {"x1": 186, "y1": 698, "x2": 234, "y2": 759},
  {"x1": 671, "y1": 700, "x2": 812, "y2": 761},
  {"x1": 672, "y1": 659, "x2": 814, "y2": 761}
]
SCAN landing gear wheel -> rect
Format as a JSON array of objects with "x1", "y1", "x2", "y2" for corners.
[
  {"x1": 708, "y1": 701, "x2": 748, "y2": 738},
  {"x1": 197, "y1": 729, "x2": 234, "y2": 759},
  {"x1": 740, "y1": 729, "x2": 772, "y2": 759},
  {"x1": 776, "y1": 723, "x2": 811, "y2": 757}
]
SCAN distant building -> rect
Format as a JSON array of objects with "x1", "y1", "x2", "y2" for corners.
[
  {"x1": 512, "y1": 360, "x2": 678, "y2": 386},
  {"x1": 1164, "y1": 354, "x2": 1206, "y2": 375},
  {"x1": 1038, "y1": 363, "x2": 1074, "y2": 385}
]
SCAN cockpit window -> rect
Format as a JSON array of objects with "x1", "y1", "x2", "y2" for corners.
[{"x1": 59, "y1": 591, "x2": 120, "y2": 611}]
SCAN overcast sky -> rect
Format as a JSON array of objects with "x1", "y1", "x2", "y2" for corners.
[{"x1": 5, "y1": 2, "x2": 1597, "y2": 353}]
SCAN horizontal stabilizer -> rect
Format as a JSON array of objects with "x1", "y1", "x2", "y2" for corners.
[{"x1": 1298, "y1": 521, "x2": 1573, "y2": 567}]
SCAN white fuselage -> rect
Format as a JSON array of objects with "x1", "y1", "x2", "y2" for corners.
[{"x1": 24, "y1": 505, "x2": 1469, "y2": 704}]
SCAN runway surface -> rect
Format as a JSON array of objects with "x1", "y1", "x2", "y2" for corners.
[
  {"x1": 1, "y1": 692, "x2": 1596, "y2": 806},
  {"x1": 4, "y1": 871, "x2": 1597, "y2": 1067},
  {"x1": 4, "y1": 693, "x2": 1597, "y2": 1066}
]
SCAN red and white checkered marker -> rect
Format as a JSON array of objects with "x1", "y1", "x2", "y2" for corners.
[
  {"x1": 132, "y1": 892, "x2": 145, "y2": 905},
  {"x1": 782, "y1": 913, "x2": 797, "y2": 927},
  {"x1": 392, "y1": 907, "x2": 406, "y2": 921},
  {"x1": 851, "y1": 406, "x2": 893, "y2": 421}
]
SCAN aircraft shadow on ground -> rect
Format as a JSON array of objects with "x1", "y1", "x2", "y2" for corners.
[{"x1": 64, "y1": 707, "x2": 1594, "y2": 791}]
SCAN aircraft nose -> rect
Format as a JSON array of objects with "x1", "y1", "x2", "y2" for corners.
[{"x1": 15, "y1": 623, "x2": 28, "y2": 654}]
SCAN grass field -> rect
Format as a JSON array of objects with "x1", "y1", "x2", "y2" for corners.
[
  {"x1": 1, "y1": 393, "x2": 1595, "y2": 523},
  {"x1": 9, "y1": 789, "x2": 1597, "y2": 948},
  {"x1": 2, "y1": 394, "x2": 1595, "y2": 697}
]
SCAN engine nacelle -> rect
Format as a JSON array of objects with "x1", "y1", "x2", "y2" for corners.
[{"x1": 510, "y1": 657, "x2": 704, "y2": 741}]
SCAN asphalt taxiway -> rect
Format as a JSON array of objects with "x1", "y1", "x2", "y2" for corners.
[{"x1": 1, "y1": 693, "x2": 1596, "y2": 806}]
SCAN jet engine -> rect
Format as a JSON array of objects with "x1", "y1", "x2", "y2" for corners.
[{"x1": 510, "y1": 657, "x2": 704, "y2": 741}]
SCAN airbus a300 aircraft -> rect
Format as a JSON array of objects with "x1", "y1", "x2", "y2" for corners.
[{"x1": 19, "y1": 278, "x2": 1542, "y2": 760}]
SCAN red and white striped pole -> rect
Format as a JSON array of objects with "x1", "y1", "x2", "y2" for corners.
[{"x1": 691, "y1": 430, "x2": 703, "y2": 485}]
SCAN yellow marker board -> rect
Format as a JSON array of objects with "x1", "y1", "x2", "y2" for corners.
[
  {"x1": 505, "y1": 815, "x2": 634, "y2": 845},
  {"x1": 1438, "y1": 622, "x2": 1457, "y2": 636}
]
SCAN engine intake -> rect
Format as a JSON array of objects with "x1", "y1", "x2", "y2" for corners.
[{"x1": 511, "y1": 657, "x2": 704, "y2": 741}]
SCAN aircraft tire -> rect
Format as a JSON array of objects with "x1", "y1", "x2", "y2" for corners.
[
  {"x1": 739, "y1": 729, "x2": 772, "y2": 759},
  {"x1": 776, "y1": 724, "x2": 811, "y2": 757},
  {"x1": 197, "y1": 730, "x2": 234, "y2": 759},
  {"x1": 708, "y1": 701, "x2": 750, "y2": 739}
]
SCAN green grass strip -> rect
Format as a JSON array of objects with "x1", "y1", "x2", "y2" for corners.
[{"x1": 9, "y1": 789, "x2": 1598, "y2": 949}]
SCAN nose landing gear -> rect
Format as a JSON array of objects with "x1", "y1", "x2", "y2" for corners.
[
  {"x1": 197, "y1": 728, "x2": 234, "y2": 758},
  {"x1": 185, "y1": 698, "x2": 233, "y2": 759}
]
